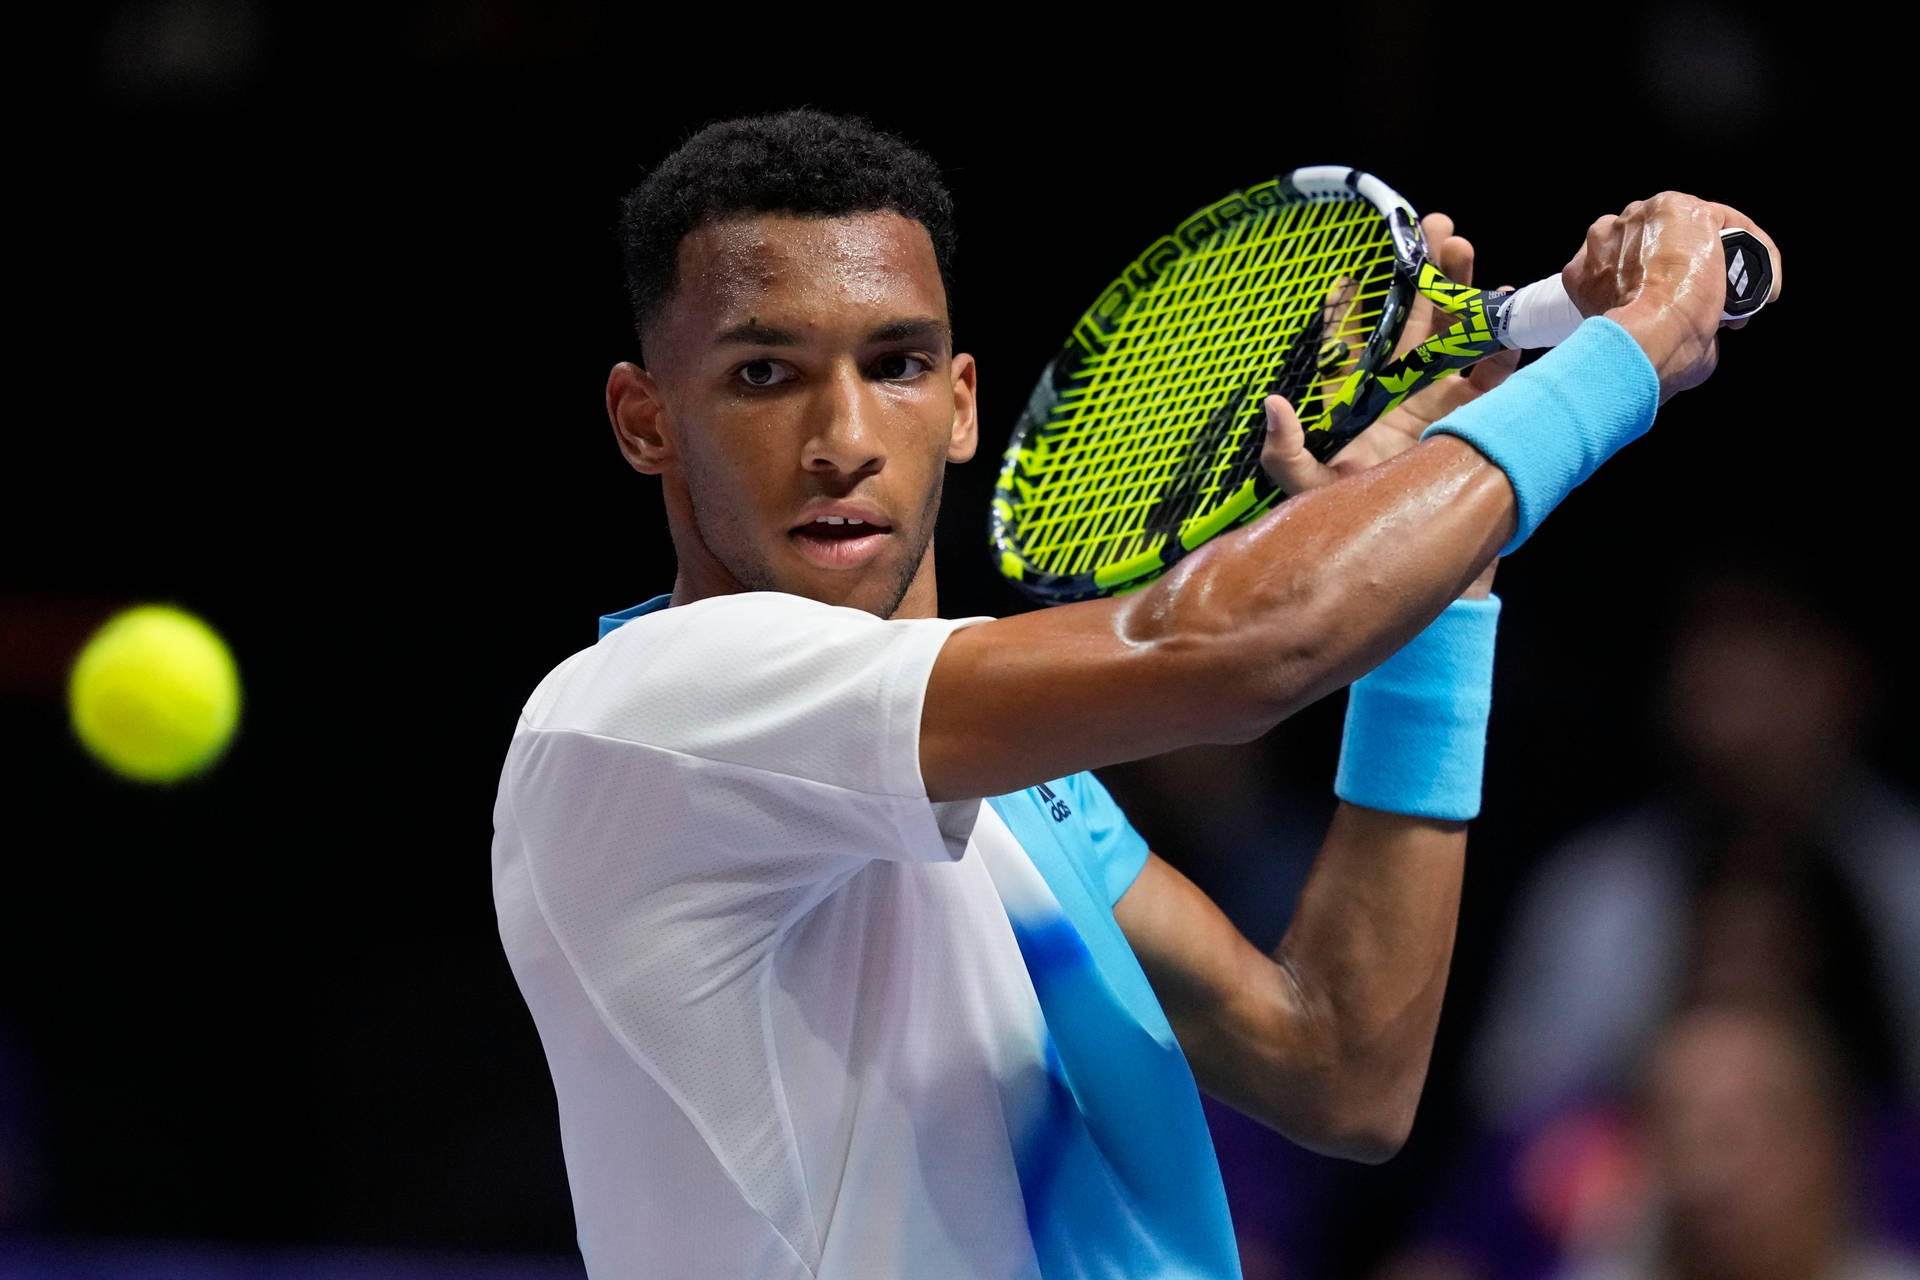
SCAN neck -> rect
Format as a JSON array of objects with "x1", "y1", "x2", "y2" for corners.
[{"x1": 888, "y1": 557, "x2": 941, "y2": 619}]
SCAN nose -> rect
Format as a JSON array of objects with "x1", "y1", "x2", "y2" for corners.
[{"x1": 802, "y1": 362, "x2": 885, "y2": 479}]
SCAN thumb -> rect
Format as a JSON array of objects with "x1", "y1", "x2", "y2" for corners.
[{"x1": 1260, "y1": 395, "x2": 1332, "y2": 494}]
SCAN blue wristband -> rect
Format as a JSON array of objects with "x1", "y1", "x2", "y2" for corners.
[
  {"x1": 1423, "y1": 316, "x2": 1659, "y2": 553},
  {"x1": 1334, "y1": 595, "x2": 1500, "y2": 822}
]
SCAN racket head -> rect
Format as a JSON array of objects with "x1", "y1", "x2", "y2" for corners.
[{"x1": 993, "y1": 167, "x2": 1431, "y2": 605}]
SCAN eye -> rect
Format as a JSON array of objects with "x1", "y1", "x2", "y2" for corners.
[
  {"x1": 736, "y1": 359, "x2": 793, "y2": 388},
  {"x1": 875, "y1": 352, "x2": 932, "y2": 381}
]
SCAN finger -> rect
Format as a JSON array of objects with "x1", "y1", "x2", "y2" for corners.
[
  {"x1": 1260, "y1": 395, "x2": 1334, "y2": 494},
  {"x1": 1690, "y1": 333, "x2": 1721, "y2": 393},
  {"x1": 1419, "y1": 211, "x2": 1456, "y2": 251},
  {"x1": 1562, "y1": 240, "x2": 1589, "y2": 281},
  {"x1": 1466, "y1": 346, "x2": 1522, "y2": 392},
  {"x1": 1585, "y1": 213, "x2": 1621, "y2": 259},
  {"x1": 1437, "y1": 233, "x2": 1476, "y2": 290}
]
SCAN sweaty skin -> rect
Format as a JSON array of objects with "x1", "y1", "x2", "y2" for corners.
[{"x1": 606, "y1": 194, "x2": 1779, "y2": 1160}]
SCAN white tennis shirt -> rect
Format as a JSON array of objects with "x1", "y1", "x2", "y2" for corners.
[{"x1": 492, "y1": 591, "x2": 1238, "y2": 1279}]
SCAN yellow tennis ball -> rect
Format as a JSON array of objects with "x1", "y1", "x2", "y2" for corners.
[{"x1": 68, "y1": 604, "x2": 242, "y2": 784}]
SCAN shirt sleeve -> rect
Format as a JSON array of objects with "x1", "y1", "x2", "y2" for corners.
[
  {"x1": 1059, "y1": 771, "x2": 1152, "y2": 907},
  {"x1": 513, "y1": 591, "x2": 988, "y2": 866}
]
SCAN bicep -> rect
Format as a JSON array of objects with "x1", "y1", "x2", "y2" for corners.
[{"x1": 920, "y1": 598, "x2": 1261, "y2": 802}]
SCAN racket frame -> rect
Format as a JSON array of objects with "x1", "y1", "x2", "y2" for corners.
[{"x1": 992, "y1": 166, "x2": 1508, "y2": 605}]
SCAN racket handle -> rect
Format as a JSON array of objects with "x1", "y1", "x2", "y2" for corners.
[
  {"x1": 1491, "y1": 276, "x2": 1585, "y2": 350},
  {"x1": 1492, "y1": 227, "x2": 1776, "y2": 350}
]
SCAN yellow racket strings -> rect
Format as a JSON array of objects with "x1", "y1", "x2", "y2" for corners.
[{"x1": 1016, "y1": 199, "x2": 1395, "y2": 577}]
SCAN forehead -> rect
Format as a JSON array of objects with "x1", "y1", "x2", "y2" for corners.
[{"x1": 666, "y1": 210, "x2": 946, "y2": 341}]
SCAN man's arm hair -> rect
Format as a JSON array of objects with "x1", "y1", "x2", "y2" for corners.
[{"x1": 921, "y1": 433, "x2": 1512, "y2": 800}]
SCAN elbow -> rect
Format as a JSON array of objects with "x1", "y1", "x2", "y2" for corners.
[
  {"x1": 1303, "y1": 1102, "x2": 1417, "y2": 1165},
  {"x1": 1262, "y1": 964, "x2": 1431, "y2": 1163},
  {"x1": 1275, "y1": 1058, "x2": 1420, "y2": 1163}
]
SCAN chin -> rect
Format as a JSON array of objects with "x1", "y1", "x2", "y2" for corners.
[
  {"x1": 773, "y1": 539, "x2": 921, "y2": 618},
  {"x1": 809, "y1": 574, "x2": 908, "y2": 618}
]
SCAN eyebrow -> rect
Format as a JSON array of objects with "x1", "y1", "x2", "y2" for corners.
[
  {"x1": 867, "y1": 318, "x2": 950, "y2": 349},
  {"x1": 713, "y1": 320, "x2": 801, "y2": 346},
  {"x1": 710, "y1": 316, "x2": 951, "y2": 350}
]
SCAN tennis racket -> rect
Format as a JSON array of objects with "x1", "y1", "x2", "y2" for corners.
[{"x1": 991, "y1": 166, "x2": 1773, "y2": 604}]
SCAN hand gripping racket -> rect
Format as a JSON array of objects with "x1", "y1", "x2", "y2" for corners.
[{"x1": 990, "y1": 166, "x2": 1773, "y2": 604}]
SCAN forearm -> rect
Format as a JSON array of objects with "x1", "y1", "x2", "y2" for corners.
[
  {"x1": 923, "y1": 437, "x2": 1514, "y2": 800},
  {"x1": 925, "y1": 321, "x2": 1649, "y2": 802},
  {"x1": 1187, "y1": 328, "x2": 1660, "y2": 1138},
  {"x1": 1183, "y1": 587, "x2": 1497, "y2": 1157},
  {"x1": 1148, "y1": 801, "x2": 1467, "y2": 1162},
  {"x1": 1120, "y1": 433, "x2": 1512, "y2": 740},
  {"x1": 1263, "y1": 804, "x2": 1465, "y2": 1159}
]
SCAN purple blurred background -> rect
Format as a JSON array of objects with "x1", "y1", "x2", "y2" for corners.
[{"x1": 3, "y1": 5, "x2": 1909, "y2": 1277}]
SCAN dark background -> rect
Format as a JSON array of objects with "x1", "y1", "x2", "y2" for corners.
[{"x1": 1, "y1": 3, "x2": 1904, "y2": 1274}]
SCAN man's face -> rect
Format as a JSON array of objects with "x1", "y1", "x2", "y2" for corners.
[{"x1": 612, "y1": 211, "x2": 977, "y2": 618}]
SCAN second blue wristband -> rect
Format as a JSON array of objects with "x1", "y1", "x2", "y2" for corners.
[{"x1": 1334, "y1": 595, "x2": 1501, "y2": 822}]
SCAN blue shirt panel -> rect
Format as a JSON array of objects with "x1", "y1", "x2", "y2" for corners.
[
  {"x1": 989, "y1": 779, "x2": 1239, "y2": 1279},
  {"x1": 598, "y1": 595, "x2": 671, "y2": 638}
]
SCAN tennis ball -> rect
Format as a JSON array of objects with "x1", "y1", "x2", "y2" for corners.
[{"x1": 68, "y1": 604, "x2": 242, "y2": 784}]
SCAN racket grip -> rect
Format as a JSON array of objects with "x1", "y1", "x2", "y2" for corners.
[
  {"x1": 1492, "y1": 277, "x2": 1585, "y2": 350},
  {"x1": 1494, "y1": 227, "x2": 1776, "y2": 351}
]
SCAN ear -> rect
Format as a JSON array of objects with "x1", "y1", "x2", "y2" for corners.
[
  {"x1": 607, "y1": 361, "x2": 673, "y2": 475},
  {"x1": 946, "y1": 351, "x2": 979, "y2": 464}
]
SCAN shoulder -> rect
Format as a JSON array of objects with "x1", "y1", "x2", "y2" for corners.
[
  {"x1": 524, "y1": 592, "x2": 925, "y2": 729},
  {"x1": 511, "y1": 592, "x2": 985, "y2": 796}
]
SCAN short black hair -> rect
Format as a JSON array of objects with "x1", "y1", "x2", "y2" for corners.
[{"x1": 617, "y1": 109, "x2": 956, "y2": 363}]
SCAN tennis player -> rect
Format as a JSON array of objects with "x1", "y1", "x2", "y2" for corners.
[{"x1": 492, "y1": 110, "x2": 1777, "y2": 1279}]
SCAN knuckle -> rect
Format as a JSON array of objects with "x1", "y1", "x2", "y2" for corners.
[{"x1": 1650, "y1": 191, "x2": 1700, "y2": 219}]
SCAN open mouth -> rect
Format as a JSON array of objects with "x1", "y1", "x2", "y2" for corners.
[
  {"x1": 790, "y1": 514, "x2": 893, "y2": 569},
  {"x1": 794, "y1": 515, "x2": 889, "y2": 539}
]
